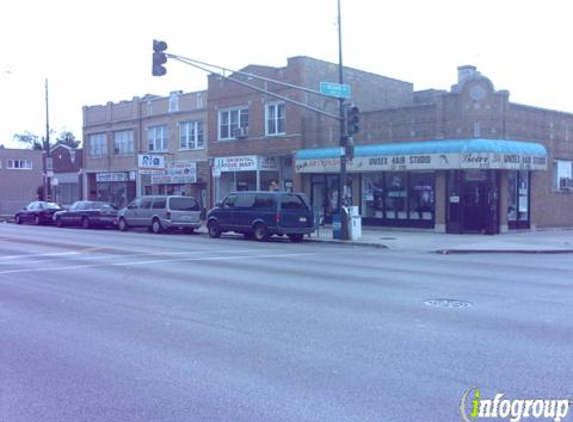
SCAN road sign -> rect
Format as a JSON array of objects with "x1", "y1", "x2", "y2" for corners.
[{"x1": 320, "y1": 81, "x2": 351, "y2": 99}]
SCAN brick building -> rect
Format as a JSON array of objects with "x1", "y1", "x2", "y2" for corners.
[
  {"x1": 50, "y1": 144, "x2": 83, "y2": 206},
  {"x1": 82, "y1": 90, "x2": 209, "y2": 209},
  {"x1": 0, "y1": 148, "x2": 43, "y2": 214},
  {"x1": 208, "y1": 56, "x2": 412, "y2": 203},
  {"x1": 296, "y1": 65, "x2": 573, "y2": 233}
]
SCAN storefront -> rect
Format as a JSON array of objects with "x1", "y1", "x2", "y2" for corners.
[
  {"x1": 296, "y1": 138, "x2": 547, "y2": 234},
  {"x1": 138, "y1": 154, "x2": 207, "y2": 206},
  {"x1": 92, "y1": 171, "x2": 136, "y2": 209},
  {"x1": 211, "y1": 155, "x2": 293, "y2": 202}
]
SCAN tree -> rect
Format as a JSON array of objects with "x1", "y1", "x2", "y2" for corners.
[
  {"x1": 12, "y1": 130, "x2": 80, "y2": 150},
  {"x1": 13, "y1": 131, "x2": 44, "y2": 150},
  {"x1": 54, "y1": 131, "x2": 80, "y2": 149}
]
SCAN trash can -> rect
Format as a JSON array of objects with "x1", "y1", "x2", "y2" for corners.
[
  {"x1": 348, "y1": 206, "x2": 362, "y2": 240},
  {"x1": 332, "y1": 213, "x2": 342, "y2": 239}
]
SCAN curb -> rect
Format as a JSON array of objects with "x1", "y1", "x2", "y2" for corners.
[
  {"x1": 435, "y1": 249, "x2": 573, "y2": 255},
  {"x1": 305, "y1": 238, "x2": 389, "y2": 249}
]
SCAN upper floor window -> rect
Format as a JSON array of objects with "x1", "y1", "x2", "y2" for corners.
[
  {"x1": 148, "y1": 125, "x2": 168, "y2": 152},
  {"x1": 218, "y1": 107, "x2": 248, "y2": 140},
  {"x1": 113, "y1": 130, "x2": 134, "y2": 155},
  {"x1": 180, "y1": 121, "x2": 204, "y2": 150},
  {"x1": 266, "y1": 102, "x2": 286, "y2": 136},
  {"x1": 88, "y1": 133, "x2": 107, "y2": 157},
  {"x1": 7, "y1": 159, "x2": 32, "y2": 170}
]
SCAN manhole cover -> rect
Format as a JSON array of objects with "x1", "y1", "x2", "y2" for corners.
[{"x1": 424, "y1": 299, "x2": 473, "y2": 309}]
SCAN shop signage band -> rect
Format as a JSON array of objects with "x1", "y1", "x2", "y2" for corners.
[
  {"x1": 212, "y1": 155, "x2": 279, "y2": 176},
  {"x1": 151, "y1": 161, "x2": 197, "y2": 185},
  {"x1": 295, "y1": 152, "x2": 548, "y2": 173}
]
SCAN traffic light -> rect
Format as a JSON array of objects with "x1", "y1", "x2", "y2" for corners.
[
  {"x1": 345, "y1": 104, "x2": 360, "y2": 136},
  {"x1": 152, "y1": 40, "x2": 168, "y2": 76}
]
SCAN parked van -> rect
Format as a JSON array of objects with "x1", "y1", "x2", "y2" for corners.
[
  {"x1": 117, "y1": 195, "x2": 202, "y2": 234},
  {"x1": 206, "y1": 191, "x2": 315, "y2": 242}
]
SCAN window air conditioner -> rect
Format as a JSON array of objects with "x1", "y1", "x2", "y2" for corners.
[
  {"x1": 233, "y1": 127, "x2": 248, "y2": 139},
  {"x1": 559, "y1": 177, "x2": 573, "y2": 190}
]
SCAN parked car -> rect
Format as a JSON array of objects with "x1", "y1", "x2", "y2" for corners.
[
  {"x1": 117, "y1": 195, "x2": 202, "y2": 234},
  {"x1": 14, "y1": 201, "x2": 62, "y2": 225},
  {"x1": 53, "y1": 201, "x2": 119, "y2": 229},
  {"x1": 206, "y1": 191, "x2": 315, "y2": 242}
]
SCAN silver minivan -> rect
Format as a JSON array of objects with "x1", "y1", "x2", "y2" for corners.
[{"x1": 117, "y1": 195, "x2": 202, "y2": 233}]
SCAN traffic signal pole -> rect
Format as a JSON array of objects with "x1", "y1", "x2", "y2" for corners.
[{"x1": 337, "y1": 0, "x2": 350, "y2": 240}]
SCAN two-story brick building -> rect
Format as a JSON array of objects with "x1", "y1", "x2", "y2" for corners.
[
  {"x1": 82, "y1": 58, "x2": 573, "y2": 233},
  {"x1": 50, "y1": 144, "x2": 83, "y2": 206},
  {"x1": 83, "y1": 90, "x2": 209, "y2": 208}
]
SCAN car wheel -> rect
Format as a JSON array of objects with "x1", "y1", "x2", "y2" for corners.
[
  {"x1": 55, "y1": 216, "x2": 63, "y2": 228},
  {"x1": 253, "y1": 223, "x2": 269, "y2": 242},
  {"x1": 118, "y1": 218, "x2": 128, "y2": 232},
  {"x1": 151, "y1": 218, "x2": 163, "y2": 234},
  {"x1": 288, "y1": 234, "x2": 304, "y2": 243},
  {"x1": 208, "y1": 221, "x2": 221, "y2": 238},
  {"x1": 34, "y1": 215, "x2": 41, "y2": 226},
  {"x1": 82, "y1": 217, "x2": 91, "y2": 229},
  {"x1": 15, "y1": 215, "x2": 21, "y2": 225},
  {"x1": 184, "y1": 227, "x2": 195, "y2": 234}
]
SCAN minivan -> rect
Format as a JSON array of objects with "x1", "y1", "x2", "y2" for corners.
[
  {"x1": 206, "y1": 191, "x2": 315, "y2": 242},
  {"x1": 117, "y1": 195, "x2": 202, "y2": 233}
]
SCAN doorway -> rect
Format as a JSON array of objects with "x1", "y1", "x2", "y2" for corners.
[{"x1": 446, "y1": 170, "x2": 499, "y2": 234}]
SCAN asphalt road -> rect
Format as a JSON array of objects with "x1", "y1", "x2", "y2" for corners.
[{"x1": 1, "y1": 223, "x2": 572, "y2": 422}]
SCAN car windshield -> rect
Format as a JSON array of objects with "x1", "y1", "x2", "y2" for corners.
[
  {"x1": 91, "y1": 202, "x2": 118, "y2": 210},
  {"x1": 45, "y1": 202, "x2": 60, "y2": 209}
]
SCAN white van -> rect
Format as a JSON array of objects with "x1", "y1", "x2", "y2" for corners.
[{"x1": 117, "y1": 195, "x2": 202, "y2": 234}]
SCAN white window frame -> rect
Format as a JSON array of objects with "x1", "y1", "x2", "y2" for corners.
[
  {"x1": 7, "y1": 159, "x2": 32, "y2": 170},
  {"x1": 147, "y1": 125, "x2": 168, "y2": 152},
  {"x1": 88, "y1": 133, "x2": 107, "y2": 157},
  {"x1": 113, "y1": 129, "x2": 134, "y2": 155},
  {"x1": 218, "y1": 107, "x2": 249, "y2": 140},
  {"x1": 179, "y1": 120, "x2": 204, "y2": 150},
  {"x1": 266, "y1": 102, "x2": 286, "y2": 136},
  {"x1": 553, "y1": 159, "x2": 573, "y2": 191}
]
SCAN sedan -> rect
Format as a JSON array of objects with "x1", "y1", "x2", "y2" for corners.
[
  {"x1": 14, "y1": 201, "x2": 62, "y2": 225},
  {"x1": 53, "y1": 201, "x2": 119, "y2": 229}
]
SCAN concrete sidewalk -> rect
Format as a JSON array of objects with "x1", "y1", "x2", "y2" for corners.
[{"x1": 307, "y1": 225, "x2": 573, "y2": 254}]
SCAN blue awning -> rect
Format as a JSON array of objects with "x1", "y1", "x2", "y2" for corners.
[
  {"x1": 296, "y1": 138, "x2": 547, "y2": 160},
  {"x1": 295, "y1": 138, "x2": 548, "y2": 173}
]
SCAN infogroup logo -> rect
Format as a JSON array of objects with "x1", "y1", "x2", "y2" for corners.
[{"x1": 460, "y1": 387, "x2": 571, "y2": 422}]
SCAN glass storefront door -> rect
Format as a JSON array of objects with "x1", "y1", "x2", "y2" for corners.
[{"x1": 508, "y1": 170, "x2": 530, "y2": 229}]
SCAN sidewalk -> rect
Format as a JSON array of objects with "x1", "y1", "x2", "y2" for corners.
[{"x1": 307, "y1": 225, "x2": 573, "y2": 254}]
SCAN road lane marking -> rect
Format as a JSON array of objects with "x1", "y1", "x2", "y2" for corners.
[
  {"x1": 0, "y1": 251, "x2": 80, "y2": 261},
  {"x1": 0, "y1": 251, "x2": 346, "y2": 275}
]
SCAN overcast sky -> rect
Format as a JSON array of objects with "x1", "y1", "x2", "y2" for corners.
[{"x1": 1, "y1": 0, "x2": 572, "y2": 148}]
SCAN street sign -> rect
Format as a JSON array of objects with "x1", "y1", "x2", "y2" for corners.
[{"x1": 320, "y1": 81, "x2": 351, "y2": 99}]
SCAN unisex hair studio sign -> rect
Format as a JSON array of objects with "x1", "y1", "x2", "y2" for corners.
[{"x1": 296, "y1": 152, "x2": 547, "y2": 173}]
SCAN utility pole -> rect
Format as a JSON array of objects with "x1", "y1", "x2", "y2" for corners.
[
  {"x1": 337, "y1": 0, "x2": 349, "y2": 240},
  {"x1": 44, "y1": 78, "x2": 51, "y2": 201}
]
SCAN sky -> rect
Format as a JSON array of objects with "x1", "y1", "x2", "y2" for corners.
[{"x1": 1, "y1": 0, "x2": 572, "y2": 148}]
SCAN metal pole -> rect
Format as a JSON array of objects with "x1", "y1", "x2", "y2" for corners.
[
  {"x1": 337, "y1": 0, "x2": 349, "y2": 239},
  {"x1": 45, "y1": 78, "x2": 51, "y2": 201}
]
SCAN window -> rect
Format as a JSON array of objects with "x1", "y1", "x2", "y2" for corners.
[
  {"x1": 266, "y1": 102, "x2": 286, "y2": 136},
  {"x1": 148, "y1": 125, "x2": 168, "y2": 152},
  {"x1": 180, "y1": 121, "x2": 204, "y2": 150},
  {"x1": 170, "y1": 197, "x2": 199, "y2": 211},
  {"x1": 113, "y1": 130, "x2": 134, "y2": 155},
  {"x1": 218, "y1": 107, "x2": 248, "y2": 140},
  {"x1": 553, "y1": 160, "x2": 573, "y2": 191},
  {"x1": 7, "y1": 159, "x2": 32, "y2": 169},
  {"x1": 88, "y1": 133, "x2": 107, "y2": 157},
  {"x1": 152, "y1": 197, "x2": 166, "y2": 209}
]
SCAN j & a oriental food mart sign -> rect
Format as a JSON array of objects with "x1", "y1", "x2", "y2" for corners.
[
  {"x1": 295, "y1": 153, "x2": 548, "y2": 173},
  {"x1": 212, "y1": 155, "x2": 279, "y2": 176}
]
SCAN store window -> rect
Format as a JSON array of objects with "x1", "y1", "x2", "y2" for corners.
[
  {"x1": 385, "y1": 173, "x2": 407, "y2": 219},
  {"x1": 362, "y1": 173, "x2": 385, "y2": 219},
  {"x1": 409, "y1": 172, "x2": 435, "y2": 221}
]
